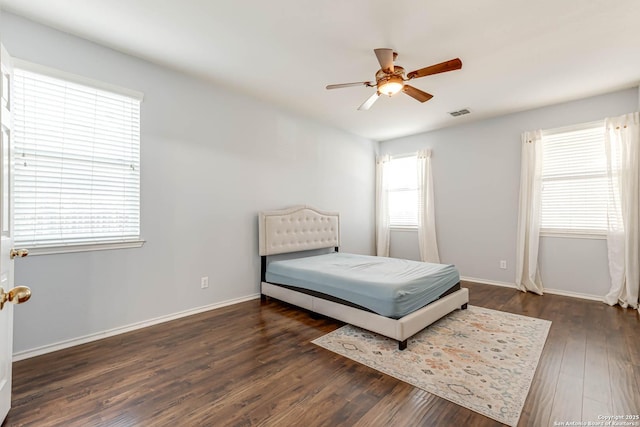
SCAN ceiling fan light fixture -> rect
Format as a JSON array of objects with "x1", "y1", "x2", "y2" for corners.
[{"x1": 378, "y1": 75, "x2": 404, "y2": 96}]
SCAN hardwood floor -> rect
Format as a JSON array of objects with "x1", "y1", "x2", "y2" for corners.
[{"x1": 3, "y1": 282, "x2": 639, "y2": 426}]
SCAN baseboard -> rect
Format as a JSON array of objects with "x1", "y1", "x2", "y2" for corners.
[
  {"x1": 460, "y1": 276, "x2": 517, "y2": 289},
  {"x1": 12, "y1": 275, "x2": 606, "y2": 361},
  {"x1": 460, "y1": 276, "x2": 604, "y2": 303},
  {"x1": 541, "y1": 288, "x2": 604, "y2": 302},
  {"x1": 12, "y1": 293, "x2": 261, "y2": 361}
]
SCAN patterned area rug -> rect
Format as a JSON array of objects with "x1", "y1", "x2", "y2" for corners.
[{"x1": 312, "y1": 306, "x2": 551, "y2": 426}]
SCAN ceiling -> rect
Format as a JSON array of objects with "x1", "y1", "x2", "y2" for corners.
[{"x1": 1, "y1": 0, "x2": 639, "y2": 141}]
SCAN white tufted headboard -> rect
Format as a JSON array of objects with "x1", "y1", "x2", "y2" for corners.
[{"x1": 258, "y1": 206, "x2": 340, "y2": 256}]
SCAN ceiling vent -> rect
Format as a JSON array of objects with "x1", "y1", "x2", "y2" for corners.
[{"x1": 449, "y1": 108, "x2": 470, "y2": 117}]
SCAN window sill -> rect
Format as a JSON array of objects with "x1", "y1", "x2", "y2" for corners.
[
  {"x1": 21, "y1": 240, "x2": 146, "y2": 256},
  {"x1": 539, "y1": 231, "x2": 606, "y2": 240},
  {"x1": 390, "y1": 226, "x2": 418, "y2": 231}
]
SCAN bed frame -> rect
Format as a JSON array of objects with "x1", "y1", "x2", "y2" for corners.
[{"x1": 259, "y1": 205, "x2": 469, "y2": 350}]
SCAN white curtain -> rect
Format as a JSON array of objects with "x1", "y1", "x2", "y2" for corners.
[
  {"x1": 515, "y1": 130, "x2": 544, "y2": 295},
  {"x1": 417, "y1": 149, "x2": 440, "y2": 263},
  {"x1": 604, "y1": 112, "x2": 640, "y2": 311},
  {"x1": 375, "y1": 155, "x2": 391, "y2": 257}
]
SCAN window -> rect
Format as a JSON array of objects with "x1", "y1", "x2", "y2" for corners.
[
  {"x1": 12, "y1": 62, "x2": 143, "y2": 253},
  {"x1": 387, "y1": 155, "x2": 418, "y2": 227},
  {"x1": 540, "y1": 121, "x2": 614, "y2": 235}
]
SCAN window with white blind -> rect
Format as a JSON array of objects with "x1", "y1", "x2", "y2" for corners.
[
  {"x1": 540, "y1": 121, "x2": 612, "y2": 235},
  {"x1": 387, "y1": 155, "x2": 418, "y2": 227},
  {"x1": 12, "y1": 62, "x2": 143, "y2": 253}
]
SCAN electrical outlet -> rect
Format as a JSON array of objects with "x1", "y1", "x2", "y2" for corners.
[
  {"x1": 200, "y1": 276, "x2": 209, "y2": 289},
  {"x1": 499, "y1": 260, "x2": 507, "y2": 270}
]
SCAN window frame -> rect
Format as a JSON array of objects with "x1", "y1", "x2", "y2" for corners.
[
  {"x1": 539, "y1": 120, "x2": 610, "y2": 239},
  {"x1": 387, "y1": 154, "x2": 419, "y2": 229},
  {"x1": 12, "y1": 59, "x2": 145, "y2": 255}
]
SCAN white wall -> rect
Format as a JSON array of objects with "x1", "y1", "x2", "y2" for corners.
[
  {"x1": 379, "y1": 88, "x2": 638, "y2": 298},
  {"x1": 1, "y1": 13, "x2": 376, "y2": 355}
]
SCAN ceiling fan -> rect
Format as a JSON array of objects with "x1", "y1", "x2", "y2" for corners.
[{"x1": 326, "y1": 48, "x2": 462, "y2": 111}]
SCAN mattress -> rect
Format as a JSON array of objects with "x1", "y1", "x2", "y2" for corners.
[{"x1": 265, "y1": 252, "x2": 460, "y2": 318}]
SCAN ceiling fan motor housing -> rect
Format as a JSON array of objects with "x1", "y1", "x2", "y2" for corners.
[{"x1": 376, "y1": 66, "x2": 405, "y2": 96}]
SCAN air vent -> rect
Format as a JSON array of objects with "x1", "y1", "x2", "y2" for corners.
[{"x1": 449, "y1": 108, "x2": 471, "y2": 117}]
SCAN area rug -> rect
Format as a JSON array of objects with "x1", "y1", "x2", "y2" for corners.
[{"x1": 312, "y1": 305, "x2": 551, "y2": 426}]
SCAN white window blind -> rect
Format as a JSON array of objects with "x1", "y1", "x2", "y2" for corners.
[
  {"x1": 13, "y1": 65, "x2": 142, "y2": 248},
  {"x1": 387, "y1": 155, "x2": 418, "y2": 227},
  {"x1": 540, "y1": 122, "x2": 612, "y2": 234}
]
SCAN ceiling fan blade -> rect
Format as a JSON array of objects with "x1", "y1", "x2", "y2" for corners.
[
  {"x1": 326, "y1": 81, "x2": 374, "y2": 90},
  {"x1": 407, "y1": 58, "x2": 462, "y2": 80},
  {"x1": 357, "y1": 92, "x2": 380, "y2": 111},
  {"x1": 402, "y1": 85, "x2": 434, "y2": 103},
  {"x1": 374, "y1": 48, "x2": 394, "y2": 73}
]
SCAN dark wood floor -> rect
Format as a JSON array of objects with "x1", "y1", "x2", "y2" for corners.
[{"x1": 3, "y1": 282, "x2": 639, "y2": 427}]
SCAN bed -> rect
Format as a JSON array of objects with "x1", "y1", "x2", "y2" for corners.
[{"x1": 259, "y1": 205, "x2": 469, "y2": 350}]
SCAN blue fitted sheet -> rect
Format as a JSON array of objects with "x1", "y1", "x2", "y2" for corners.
[{"x1": 265, "y1": 252, "x2": 460, "y2": 318}]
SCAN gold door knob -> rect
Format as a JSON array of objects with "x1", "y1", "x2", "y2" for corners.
[
  {"x1": 0, "y1": 286, "x2": 31, "y2": 310},
  {"x1": 10, "y1": 248, "x2": 29, "y2": 259}
]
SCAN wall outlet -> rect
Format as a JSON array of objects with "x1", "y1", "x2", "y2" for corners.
[
  {"x1": 499, "y1": 260, "x2": 507, "y2": 270},
  {"x1": 200, "y1": 276, "x2": 209, "y2": 289}
]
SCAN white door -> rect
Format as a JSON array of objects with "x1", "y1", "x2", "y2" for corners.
[{"x1": 0, "y1": 43, "x2": 31, "y2": 424}]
